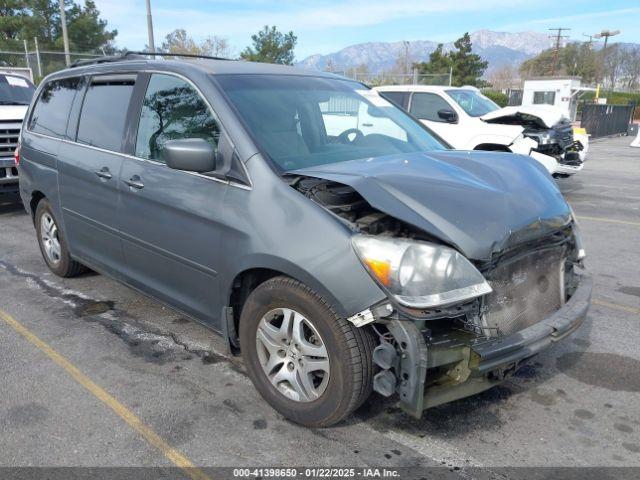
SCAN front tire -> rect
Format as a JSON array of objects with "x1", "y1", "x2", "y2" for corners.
[
  {"x1": 239, "y1": 276, "x2": 375, "y2": 427},
  {"x1": 35, "y1": 198, "x2": 86, "y2": 278}
]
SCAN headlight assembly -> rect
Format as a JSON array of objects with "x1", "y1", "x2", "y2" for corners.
[{"x1": 352, "y1": 235, "x2": 492, "y2": 309}]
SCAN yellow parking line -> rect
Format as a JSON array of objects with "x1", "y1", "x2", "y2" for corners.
[
  {"x1": 0, "y1": 308, "x2": 211, "y2": 480},
  {"x1": 593, "y1": 299, "x2": 640, "y2": 315},
  {"x1": 577, "y1": 215, "x2": 640, "y2": 227}
]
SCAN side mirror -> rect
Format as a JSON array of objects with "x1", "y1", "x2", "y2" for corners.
[
  {"x1": 437, "y1": 109, "x2": 458, "y2": 123},
  {"x1": 162, "y1": 138, "x2": 216, "y2": 173}
]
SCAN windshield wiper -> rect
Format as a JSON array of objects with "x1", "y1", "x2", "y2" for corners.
[{"x1": 0, "y1": 101, "x2": 29, "y2": 105}]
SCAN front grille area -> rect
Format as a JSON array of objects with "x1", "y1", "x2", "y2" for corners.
[
  {"x1": 480, "y1": 247, "x2": 565, "y2": 337},
  {"x1": 0, "y1": 122, "x2": 21, "y2": 157},
  {"x1": 553, "y1": 121, "x2": 574, "y2": 150},
  {"x1": 0, "y1": 166, "x2": 18, "y2": 178}
]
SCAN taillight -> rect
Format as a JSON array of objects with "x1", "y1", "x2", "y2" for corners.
[{"x1": 14, "y1": 143, "x2": 20, "y2": 166}]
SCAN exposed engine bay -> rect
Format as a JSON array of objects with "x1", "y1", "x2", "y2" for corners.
[
  {"x1": 289, "y1": 176, "x2": 425, "y2": 237},
  {"x1": 287, "y1": 172, "x2": 588, "y2": 417}
]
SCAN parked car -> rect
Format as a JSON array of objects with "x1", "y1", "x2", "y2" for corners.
[
  {"x1": 17, "y1": 56, "x2": 591, "y2": 427},
  {"x1": 375, "y1": 85, "x2": 586, "y2": 177},
  {"x1": 0, "y1": 72, "x2": 35, "y2": 195}
]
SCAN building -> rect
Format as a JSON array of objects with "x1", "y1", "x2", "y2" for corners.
[{"x1": 520, "y1": 77, "x2": 595, "y2": 122}]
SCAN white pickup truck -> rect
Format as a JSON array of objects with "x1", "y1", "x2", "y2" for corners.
[
  {"x1": 0, "y1": 71, "x2": 35, "y2": 195},
  {"x1": 375, "y1": 85, "x2": 586, "y2": 177}
]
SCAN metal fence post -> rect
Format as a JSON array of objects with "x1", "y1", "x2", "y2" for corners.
[
  {"x1": 34, "y1": 37, "x2": 42, "y2": 78},
  {"x1": 23, "y1": 39, "x2": 31, "y2": 70},
  {"x1": 449, "y1": 66, "x2": 453, "y2": 86}
]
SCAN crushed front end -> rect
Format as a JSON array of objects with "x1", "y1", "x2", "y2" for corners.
[
  {"x1": 287, "y1": 154, "x2": 591, "y2": 418},
  {"x1": 524, "y1": 119, "x2": 585, "y2": 177},
  {"x1": 367, "y1": 225, "x2": 591, "y2": 417}
]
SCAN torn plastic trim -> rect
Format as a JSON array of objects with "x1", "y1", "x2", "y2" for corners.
[{"x1": 347, "y1": 301, "x2": 394, "y2": 327}]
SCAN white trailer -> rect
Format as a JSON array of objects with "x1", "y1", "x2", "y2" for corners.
[{"x1": 521, "y1": 77, "x2": 595, "y2": 122}]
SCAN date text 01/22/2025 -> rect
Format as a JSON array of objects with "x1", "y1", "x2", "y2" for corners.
[{"x1": 232, "y1": 468, "x2": 400, "y2": 478}]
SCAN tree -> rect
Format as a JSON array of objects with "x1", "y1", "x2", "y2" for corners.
[
  {"x1": 620, "y1": 47, "x2": 640, "y2": 90},
  {"x1": 487, "y1": 65, "x2": 519, "y2": 91},
  {"x1": 448, "y1": 33, "x2": 488, "y2": 86},
  {"x1": 161, "y1": 29, "x2": 233, "y2": 58},
  {"x1": 240, "y1": 25, "x2": 297, "y2": 65},
  {"x1": 64, "y1": 0, "x2": 117, "y2": 52},
  {"x1": 417, "y1": 44, "x2": 451, "y2": 74},
  {"x1": 414, "y1": 33, "x2": 488, "y2": 87},
  {"x1": 603, "y1": 44, "x2": 623, "y2": 90},
  {"x1": 0, "y1": 0, "x2": 116, "y2": 52},
  {"x1": 520, "y1": 42, "x2": 598, "y2": 83}
]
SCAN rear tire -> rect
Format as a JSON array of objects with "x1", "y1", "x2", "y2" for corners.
[
  {"x1": 239, "y1": 276, "x2": 375, "y2": 427},
  {"x1": 35, "y1": 198, "x2": 86, "y2": 278}
]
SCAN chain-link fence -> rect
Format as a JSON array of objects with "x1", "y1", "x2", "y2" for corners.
[{"x1": 0, "y1": 49, "x2": 105, "y2": 83}]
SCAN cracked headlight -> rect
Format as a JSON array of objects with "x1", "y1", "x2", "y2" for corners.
[{"x1": 352, "y1": 235, "x2": 492, "y2": 308}]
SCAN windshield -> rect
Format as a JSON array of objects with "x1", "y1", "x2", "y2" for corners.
[
  {"x1": 215, "y1": 74, "x2": 446, "y2": 171},
  {"x1": 446, "y1": 89, "x2": 499, "y2": 117},
  {"x1": 0, "y1": 75, "x2": 35, "y2": 105}
]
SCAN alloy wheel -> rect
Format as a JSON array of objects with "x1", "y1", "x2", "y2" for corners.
[{"x1": 255, "y1": 308, "x2": 330, "y2": 402}]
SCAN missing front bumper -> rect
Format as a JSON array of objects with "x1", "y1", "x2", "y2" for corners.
[{"x1": 380, "y1": 274, "x2": 592, "y2": 417}]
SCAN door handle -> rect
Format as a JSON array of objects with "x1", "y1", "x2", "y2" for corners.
[
  {"x1": 95, "y1": 167, "x2": 112, "y2": 180},
  {"x1": 124, "y1": 175, "x2": 144, "y2": 189}
]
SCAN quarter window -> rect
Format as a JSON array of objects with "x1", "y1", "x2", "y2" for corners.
[
  {"x1": 409, "y1": 93, "x2": 453, "y2": 122},
  {"x1": 135, "y1": 74, "x2": 220, "y2": 162},
  {"x1": 379, "y1": 91, "x2": 409, "y2": 109},
  {"x1": 29, "y1": 77, "x2": 84, "y2": 139},
  {"x1": 77, "y1": 75, "x2": 135, "y2": 151}
]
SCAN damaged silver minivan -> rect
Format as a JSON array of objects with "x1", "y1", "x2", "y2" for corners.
[{"x1": 18, "y1": 55, "x2": 591, "y2": 427}]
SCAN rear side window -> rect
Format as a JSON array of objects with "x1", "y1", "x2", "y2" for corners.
[
  {"x1": 409, "y1": 93, "x2": 452, "y2": 122},
  {"x1": 29, "y1": 77, "x2": 83, "y2": 139},
  {"x1": 77, "y1": 75, "x2": 135, "y2": 152},
  {"x1": 135, "y1": 74, "x2": 220, "y2": 162},
  {"x1": 379, "y1": 91, "x2": 409, "y2": 109}
]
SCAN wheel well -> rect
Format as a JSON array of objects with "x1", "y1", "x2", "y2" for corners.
[
  {"x1": 228, "y1": 268, "x2": 284, "y2": 347},
  {"x1": 30, "y1": 191, "x2": 45, "y2": 220},
  {"x1": 474, "y1": 143, "x2": 511, "y2": 152}
]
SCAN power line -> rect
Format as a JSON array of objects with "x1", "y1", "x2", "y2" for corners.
[{"x1": 548, "y1": 27, "x2": 571, "y2": 76}]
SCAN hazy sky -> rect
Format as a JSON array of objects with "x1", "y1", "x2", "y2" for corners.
[{"x1": 95, "y1": 0, "x2": 640, "y2": 59}]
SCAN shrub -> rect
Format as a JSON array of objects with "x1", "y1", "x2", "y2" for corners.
[{"x1": 482, "y1": 90, "x2": 508, "y2": 107}]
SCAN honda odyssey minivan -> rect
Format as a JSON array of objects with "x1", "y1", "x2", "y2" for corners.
[{"x1": 17, "y1": 54, "x2": 591, "y2": 427}]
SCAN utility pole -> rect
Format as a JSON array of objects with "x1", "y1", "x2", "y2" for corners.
[
  {"x1": 59, "y1": 0, "x2": 70, "y2": 66},
  {"x1": 548, "y1": 28, "x2": 570, "y2": 76},
  {"x1": 23, "y1": 39, "x2": 30, "y2": 71},
  {"x1": 582, "y1": 33, "x2": 598, "y2": 49},
  {"x1": 145, "y1": 0, "x2": 156, "y2": 55},
  {"x1": 34, "y1": 37, "x2": 42, "y2": 78}
]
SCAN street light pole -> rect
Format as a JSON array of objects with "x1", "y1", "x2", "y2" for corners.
[
  {"x1": 59, "y1": 0, "x2": 70, "y2": 66},
  {"x1": 145, "y1": 0, "x2": 156, "y2": 56},
  {"x1": 593, "y1": 29, "x2": 620, "y2": 89}
]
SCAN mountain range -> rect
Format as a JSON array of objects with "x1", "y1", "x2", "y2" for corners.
[{"x1": 296, "y1": 30, "x2": 557, "y2": 76}]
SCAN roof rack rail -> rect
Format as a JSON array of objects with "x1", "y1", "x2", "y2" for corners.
[{"x1": 70, "y1": 51, "x2": 232, "y2": 68}]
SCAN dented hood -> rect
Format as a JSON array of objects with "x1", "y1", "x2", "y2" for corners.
[
  {"x1": 290, "y1": 150, "x2": 571, "y2": 261},
  {"x1": 481, "y1": 105, "x2": 566, "y2": 129}
]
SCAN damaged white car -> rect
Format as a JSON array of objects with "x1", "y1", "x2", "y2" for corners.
[{"x1": 375, "y1": 85, "x2": 586, "y2": 177}]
